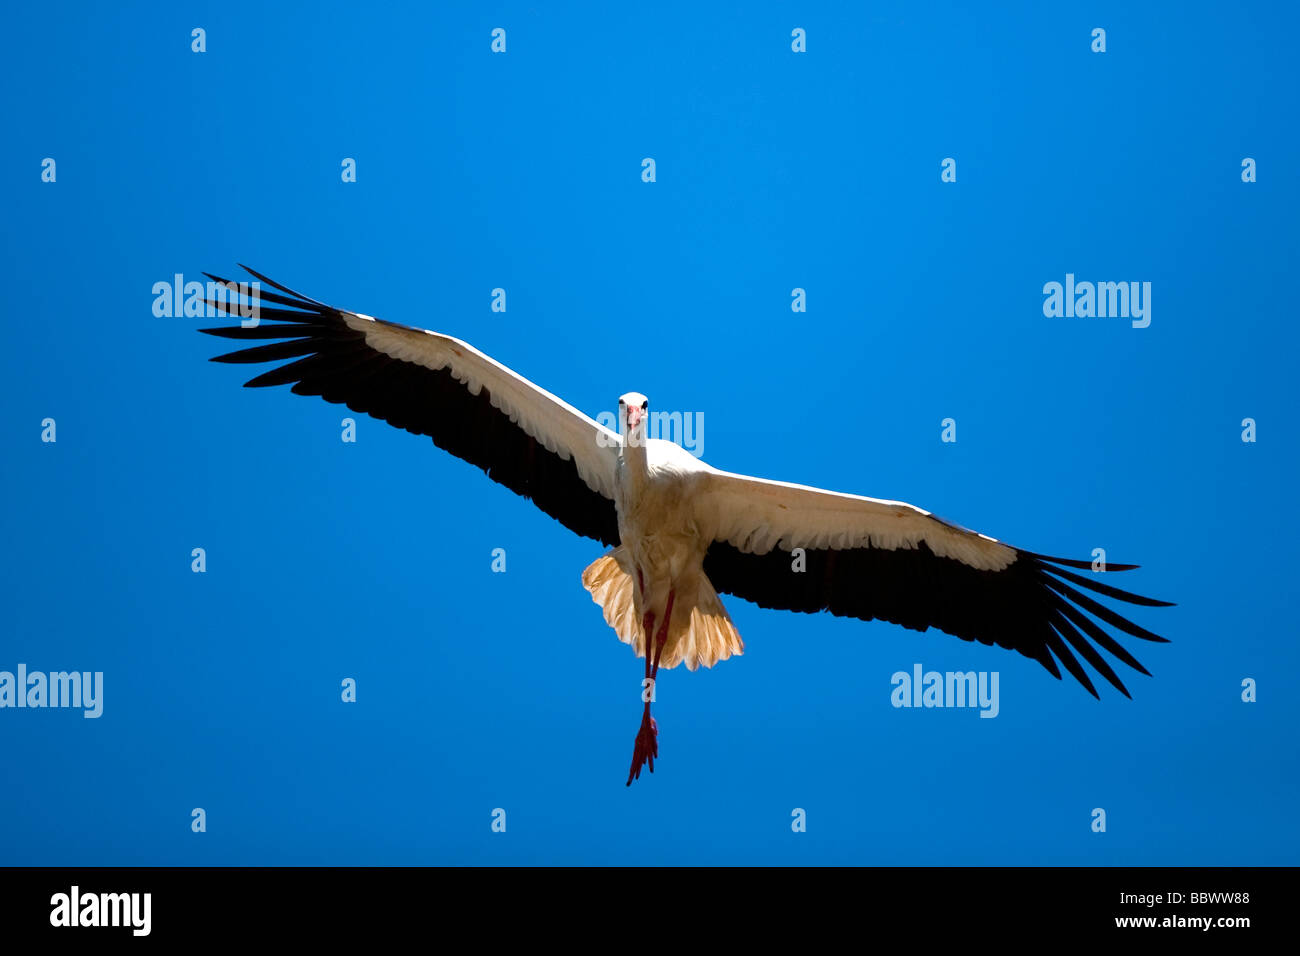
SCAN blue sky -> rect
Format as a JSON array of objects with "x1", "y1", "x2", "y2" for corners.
[{"x1": 2, "y1": 1, "x2": 1296, "y2": 865}]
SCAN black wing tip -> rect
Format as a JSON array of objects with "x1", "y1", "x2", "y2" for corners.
[
  {"x1": 1032, "y1": 555, "x2": 1174, "y2": 651},
  {"x1": 1035, "y1": 562, "x2": 1175, "y2": 609},
  {"x1": 234, "y1": 262, "x2": 267, "y2": 285},
  {"x1": 1027, "y1": 551, "x2": 1140, "y2": 572},
  {"x1": 201, "y1": 263, "x2": 313, "y2": 302},
  {"x1": 1098, "y1": 667, "x2": 1134, "y2": 698},
  {"x1": 235, "y1": 263, "x2": 327, "y2": 306},
  {"x1": 1036, "y1": 649, "x2": 1134, "y2": 699}
]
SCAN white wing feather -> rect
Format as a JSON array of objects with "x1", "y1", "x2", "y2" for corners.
[
  {"x1": 343, "y1": 312, "x2": 620, "y2": 500},
  {"x1": 697, "y1": 469, "x2": 1018, "y2": 572}
]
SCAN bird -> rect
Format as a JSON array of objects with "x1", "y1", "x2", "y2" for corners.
[{"x1": 198, "y1": 266, "x2": 1172, "y2": 786}]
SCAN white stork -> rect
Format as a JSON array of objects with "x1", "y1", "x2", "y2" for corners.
[{"x1": 200, "y1": 267, "x2": 1172, "y2": 785}]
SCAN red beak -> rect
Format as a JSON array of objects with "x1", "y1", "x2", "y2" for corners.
[{"x1": 626, "y1": 407, "x2": 643, "y2": 429}]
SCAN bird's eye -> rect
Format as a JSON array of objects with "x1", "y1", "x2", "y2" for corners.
[{"x1": 641, "y1": 400, "x2": 648, "y2": 410}]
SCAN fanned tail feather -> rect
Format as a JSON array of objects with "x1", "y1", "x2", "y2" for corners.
[{"x1": 582, "y1": 548, "x2": 743, "y2": 671}]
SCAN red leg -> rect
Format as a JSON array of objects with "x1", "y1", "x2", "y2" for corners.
[
  {"x1": 651, "y1": 590, "x2": 675, "y2": 682},
  {"x1": 628, "y1": 607, "x2": 657, "y2": 786},
  {"x1": 640, "y1": 608, "x2": 654, "y2": 726},
  {"x1": 627, "y1": 589, "x2": 675, "y2": 786}
]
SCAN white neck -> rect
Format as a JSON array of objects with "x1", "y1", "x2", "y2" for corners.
[{"x1": 621, "y1": 425, "x2": 649, "y2": 488}]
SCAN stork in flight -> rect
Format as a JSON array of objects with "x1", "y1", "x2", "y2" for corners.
[{"x1": 199, "y1": 267, "x2": 1172, "y2": 786}]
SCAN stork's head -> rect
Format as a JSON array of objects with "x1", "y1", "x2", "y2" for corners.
[{"x1": 618, "y1": 392, "x2": 649, "y2": 442}]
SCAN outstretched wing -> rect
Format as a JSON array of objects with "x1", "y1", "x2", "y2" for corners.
[
  {"x1": 200, "y1": 266, "x2": 621, "y2": 546},
  {"x1": 697, "y1": 469, "x2": 1172, "y2": 697}
]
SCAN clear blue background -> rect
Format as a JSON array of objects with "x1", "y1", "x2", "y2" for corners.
[{"x1": 2, "y1": 1, "x2": 1296, "y2": 865}]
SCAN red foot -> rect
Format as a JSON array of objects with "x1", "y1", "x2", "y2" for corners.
[{"x1": 626, "y1": 712, "x2": 659, "y2": 786}]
